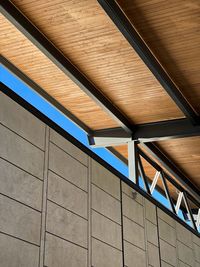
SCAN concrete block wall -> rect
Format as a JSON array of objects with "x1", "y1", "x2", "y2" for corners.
[{"x1": 0, "y1": 91, "x2": 199, "y2": 267}]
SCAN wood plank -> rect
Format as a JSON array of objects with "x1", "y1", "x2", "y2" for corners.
[
  {"x1": 11, "y1": 0, "x2": 183, "y2": 124},
  {"x1": 0, "y1": 14, "x2": 118, "y2": 130},
  {"x1": 117, "y1": 0, "x2": 200, "y2": 115}
]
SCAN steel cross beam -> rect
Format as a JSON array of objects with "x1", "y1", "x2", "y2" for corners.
[
  {"x1": 89, "y1": 118, "x2": 200, "y2": 143},
  {"x1": 97, "y1": 0, "x2": 200, "y2": 125}
]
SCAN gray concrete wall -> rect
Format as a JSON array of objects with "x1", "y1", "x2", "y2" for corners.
[{"x1": 0, "y1": 91, "x2": 199, "y2": 267}]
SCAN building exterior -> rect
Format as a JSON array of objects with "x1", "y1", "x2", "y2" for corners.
[
  {"x1": 0, "y1": 0, "x2": 200, "y2": 266},
  {"x1": 0, "y1": 87, "x2": 199, "y2": 267}
]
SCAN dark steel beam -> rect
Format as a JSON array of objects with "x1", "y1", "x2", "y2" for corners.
[
  {"x1": 160, "y1": 171, "x2": 176, "y2": 214},
  {"x1": 98, "y1": 0, "x2": 200, "y2": 125},
  {"x1": 183, "y1": 192, "x2": 198, "y2": 231},
  {"x1": 0, "y1": 55, "x2": 90, "y2": 133},
  {"x1": 89, "y1": 118, "x2": 200, "y2": 142},
  {"x1": 133, "y1": 118, "x2": 200, "y2": 142},
  {"x1": 0, "y1": 0, "x2": 133, "y2": 134},
  {"x1": 138, "y1": 154, "x2": 151, "y2": 194},
  {"x1": 90, "y1": 127, "x2": 131, "y2": 138},
  {"x1": 107, "y1": 147, "x2": 128, "y2": 165}
]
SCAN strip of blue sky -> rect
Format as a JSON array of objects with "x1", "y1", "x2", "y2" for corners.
[{"x1": 1, "y1": 65, "x2": 197, "y2": 231}]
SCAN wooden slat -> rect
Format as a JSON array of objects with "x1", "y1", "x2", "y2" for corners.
[
  {"x1": 11, "y1": 0, "x2": 184, "y2": 124},
  {"x1": 157, "y1": 137, "x2": 200, "y2": 189},
  {"x1": 117, "y1": 0, "x2": 200, "y2": 115},
  {"x1": 0, "y1": 14, "x2": 118, "y2": 130}
]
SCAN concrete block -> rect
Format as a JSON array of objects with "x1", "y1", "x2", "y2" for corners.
[
  {"x1": 193, "y1": 243, "x2": 200, "y2": 263},
  {"x1": 124, "y1": 240, "x2": 146, "y2": 267},
  {"x1": 177, "y1": 241, "x2": 194, "y2": 266},
  {"x1": 0, "y1": 195, "x2": 41, "y2": 245},
  {"x1": 147, "y1": 242, "x2": 160, "y2": 267},
  {"x1": 0, "y1": 233, "x2": 39, "y2": 267},
  {"x1": 91, "y1": 159, "x2": 120, "y2": 200},
  {"x1": 157, "y1": 208, "x2": 175, "y2": 228},
  {"x1": 0, "y1": 158, "x2": 42, "y2": 211},
  {"x1": 176, "y1": 222, "x2": 193, "y2": 249},
  {"x1": 48, "y1": 171, "x2": 87, "y2": 219},
  {"x1": 49, "y1": 143, "x2": 88, "y2": 191},
  {"x1": 158, "y1": 218, "x2": 176, "y2": 247},
  {"x1": 92, "y1": 184, "x2": 121, "y2": 224},
  {"x1": 122, "y1": 182, "x2": 144, "y2": 205},
  {"x1": 122, "y1": 193, "x2": 144, "y2": 226},
  {"x1": 179, "y1": 260, "x2": 193, "y2": 267},
  {"x1": 193, "y1": 234, "x2": 200, "y2": 247},
  {"x1": 46, "y1": 201, "x2": 87, "y2": 248},
  {"x1": 0, "y1": 124, "x2": 44, "y2": 179},
  {"x1": 92, "y1": 210, "x2": 122, "y2": 250},
  {"x1": 146, "y1": 220, "x2": 158, "y2": 246},
  {"x1": 160, "y1": 239, "x2": 177, "y2": 266},
  {"x1": 145, "y1": 199, "x2": 157, "y2": 225},
  {"x1": 45, "y1": 233, "x2": 87, "y2": 267},
  {"x1": 123, "y1": 216, "x2": 145, "y2": 250},
  {"x1": 0, "y1": 92, "x2": 45, "y2": 150},
  {"x1": 161, "y1": 261, "x2": 173, "y2": 267},
  {"x1": 92, "y1": 238, "x2": 122, "y2": 267},
  {"x1": 50, "y1": 129, "x2": 88, "y2": 166}
]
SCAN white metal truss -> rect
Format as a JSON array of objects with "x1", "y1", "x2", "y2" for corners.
[
  {"x1": 196, "y1": 209, "x2": 200, "y2": 230},
  {"x1": 89, "y1": 136, "x2": 131, "y2": 148},
  {"x1": 175, "y1": 192, "x2": 184, "y2": 214},
  {"x1": 87, "y1": 135, "x2": 200, "y2": 234},
  {"x1": 150, "y1": 171, "x2": 160, "y2": 194}
]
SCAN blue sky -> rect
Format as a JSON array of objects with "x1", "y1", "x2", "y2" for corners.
[{"x1": 1, "y1": 64, "x2": 195, "y2": 230}]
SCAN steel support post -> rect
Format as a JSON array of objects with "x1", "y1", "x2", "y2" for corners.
[{"x1": 128, "y1": 141, "x2": 138, "y2": 184}]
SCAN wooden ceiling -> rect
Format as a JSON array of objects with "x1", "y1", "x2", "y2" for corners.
[
  {"x1": 1, "y1": 0, "x2": 199, "y2": 200},
  {"x1": 7, "y1": 0, "x2": 184, "y2": 124},
  {"x1": 0, "y1": 14, "x2": 118, "y2": 130},
  {"x1": 117, "y1": 0, "x2": 200, "y2": 114}
]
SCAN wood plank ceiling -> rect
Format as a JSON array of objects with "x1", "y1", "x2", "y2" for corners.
[{"x1": 1, "y1": 0, "x2": 199, "y2": 198}]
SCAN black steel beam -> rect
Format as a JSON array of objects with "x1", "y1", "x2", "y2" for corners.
[
  {"x1": 183, "y1": 192, "x2": 198, "y2": 231},
  {"x1": 107, "y1": 147, "x2": 128, "y2": 165},
  {"x1": 98, "y1": 0, "x2": 200, "y2": 125},
  {"x1": 0, "y1": 0, "x2": 133, "y2": 134},
  {"x1": 138, "y1": 154, "x2": 151, "y2": 194},
  {"x1": 134, "y1": 118, "x2": 200, "y2": 142},
  {"x1": 89, "y1": 118, "x2": 200, "y2": 142},
  {"x1": 160, "y1": 171, "x2": 176, "y2": 214},
  {"x1": 0, "y1": 55, "x2": 90, "y2": 133},
  {"x1": 90, "y1": 127, "x2": 131, "y2": 138}
]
